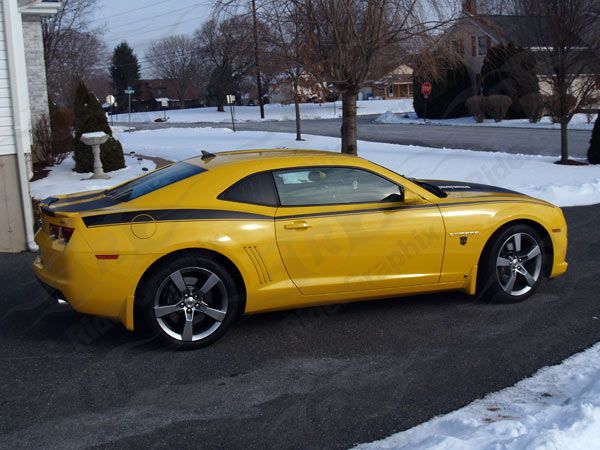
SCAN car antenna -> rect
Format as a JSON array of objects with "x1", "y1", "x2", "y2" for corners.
[{"x1": 201, "y1": 150, "x2": 216, "y2": 161}]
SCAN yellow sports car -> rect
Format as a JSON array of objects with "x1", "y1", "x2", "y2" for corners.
[{"x1": 34, "y1": 150, "x2": 568, "y2": 348}]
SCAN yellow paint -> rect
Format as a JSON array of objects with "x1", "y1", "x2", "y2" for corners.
[{"x1": 33, "y1": 150, "x2": 568, "y2": 331}]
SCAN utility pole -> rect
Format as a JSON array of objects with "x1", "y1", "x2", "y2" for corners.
[{"x1": 251, "y1": 0, "x2": 265, "y2": 119}]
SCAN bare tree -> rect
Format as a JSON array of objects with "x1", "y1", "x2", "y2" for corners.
[
  {"x1": 261, "y1": 3, "x2": 313, "y2": 140},
  {"x1": 195, "y1": 17, "x2": 254, "y2": 112},
  {"x1": 290, "y1": 0, "x2": 458, "y2": 155},
  {"x1": 514, "y1": 0, "x2": 600, "y2": 163},
  {"x1": 42, "y1": 0, "x2": 105, "y2": 104},
  {"x1": 146, "y1": 35, "x2": 199, "y2": 109},
  {"x1": 45, "y1": 29, "x2": 109, "y2": 106}
]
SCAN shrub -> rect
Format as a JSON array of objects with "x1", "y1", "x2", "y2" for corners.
[
  {"x1": 72, "y1": 81, "x2": 125, "y2": 173},
  {"x1": 481, "y1": 43, "x2": 539, "y2": 119},
  {"x1": 48, "y1": 100, "x2": 74, "y2": 165},
  {"x1": 31, "y1": 115, "x2": 53, "y2": 165},
  {"x1": 482, "y1": 95, "x2": 512, "y2": 122},
  {"x1": 544, "y1": 94, "x2": 577, "y2": 124},
  {"x1": 519, "y1": 93, "x2": 544, "y2": 123},
  {"x1": 413, "y1": 61, "x2": 472, "y2": 119},
  {"x1": 588, "y1": 115, "x2": 600, "y2": 164},
  {"x1": 466, "y1": 96, "x2": 485, "y2": 123}
]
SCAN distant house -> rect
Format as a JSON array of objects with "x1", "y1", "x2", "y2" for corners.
[
  {"x1": 132, "y1": 79, "x2": 204, "y2": 112},
  {"x1": 443, "y1": 0, "x2": 600, "y2": 97},
  {"x1": 360, "y1": 65, "x2": 414, "y2": 100},
  {"x1": 0, "y1": 0, "x2": 60, "y2": 252}
]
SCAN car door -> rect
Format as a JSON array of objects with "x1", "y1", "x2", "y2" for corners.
[{"x1": 273, "y1": 166, "x2": 446, "y2": 295}]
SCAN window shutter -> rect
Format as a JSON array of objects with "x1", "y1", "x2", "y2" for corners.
[{"x1": 471, "y1": 36, "x2": 476, "y2": 57}]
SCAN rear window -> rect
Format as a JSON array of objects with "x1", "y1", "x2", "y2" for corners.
[{"x1": 106, "y1": 162, "x2": 206, "y2": 201}]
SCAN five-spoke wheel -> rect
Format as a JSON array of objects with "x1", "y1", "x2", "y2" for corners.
[
  {"x1": 480, "y1": 224, "x2": 548, "y2": 302},
  {"x1": 138, "y1": 253, "x2": 241, "y2": 348}
]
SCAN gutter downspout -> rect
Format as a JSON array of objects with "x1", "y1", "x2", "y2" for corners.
[{"x1": 4, "y1": 0, "x2": 38, "y2": 251}]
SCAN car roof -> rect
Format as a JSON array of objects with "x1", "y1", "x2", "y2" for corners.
[{"x1": 185, "y1": 149, "x2": 360, "y2": 169}]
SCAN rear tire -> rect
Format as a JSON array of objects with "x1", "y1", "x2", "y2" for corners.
[
  {"x1": 478, "y1": 224, "x2": 549, "y2": 303},
  {"x1": 137, "y1": 253, "x2": 241, "y2": 349}
]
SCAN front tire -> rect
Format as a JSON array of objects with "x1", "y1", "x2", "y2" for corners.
[
  {"x1": 479, "y1": 224, "x2": 549, "y2": 303},
  {"x1": 137, "y1": 253, "x2": 241, "y2": 349}
]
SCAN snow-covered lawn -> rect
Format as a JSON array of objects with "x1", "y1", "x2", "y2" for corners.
[
  {"x1": 110, "y1": 99, "x2": 414, "y2": 123},
  {"x1": 31, "y1": 126, "x2": 600, "y2": 206},
  {"x1": 30, "y1": 153, "x2": 156, "y2": 199},
  {"x1": 354, "y1": 342, "x2": 600, "y2": 450},
  {"x1": 375, "y1": 111, "x2": 596, "y2": 131}
]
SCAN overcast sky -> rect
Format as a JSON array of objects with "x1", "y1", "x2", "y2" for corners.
[{"x1": 92, "y1": 0, "x2": 214, "y2": 76}]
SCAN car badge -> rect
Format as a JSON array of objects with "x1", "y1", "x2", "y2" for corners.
[{"x1": 460, "y1": 236, "x2": 468, "y2": 245}]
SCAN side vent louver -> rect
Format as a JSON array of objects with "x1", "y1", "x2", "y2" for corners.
[{"x1": 244, "y1": 246, "x2": 271, "y2": 284}]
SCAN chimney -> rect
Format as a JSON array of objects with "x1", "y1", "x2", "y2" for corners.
[{"x1": 462, "y1": 0, "x2": 477, "y2": 15}]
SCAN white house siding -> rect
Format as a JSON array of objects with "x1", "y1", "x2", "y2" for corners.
[
  {"x1": 0, "y1": 6, "x2": 16, "y2": 156},
  {"x1": 0, "y1": 0, "x2": 27, "y2": 252}
]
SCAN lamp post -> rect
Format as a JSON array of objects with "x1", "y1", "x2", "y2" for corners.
[{"x1": 81, "y1": 132, "x2": 110, "y2": 180}]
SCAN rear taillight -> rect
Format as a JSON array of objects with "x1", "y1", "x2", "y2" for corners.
[
  {"x1": 49, "y1": 224, "x2": 59, "y2": 240},
  {"x1": 61, "y1": 227, "x2": 75, "y2": 243},
  {"x1": 48, "y1": 224, "x2": 75, "y2": 243}
]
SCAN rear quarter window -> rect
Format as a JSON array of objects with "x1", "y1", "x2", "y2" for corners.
[
  {"x1": 106, "y1": 162, "x2": 206, "y2": 201},
  {"x1": 219, "y1": 172, "x2": 279, "y2": 206}
]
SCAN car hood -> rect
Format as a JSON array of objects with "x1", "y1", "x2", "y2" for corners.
[{"x1": 418, "y1": 179, "x2": 527, "y2": 199}]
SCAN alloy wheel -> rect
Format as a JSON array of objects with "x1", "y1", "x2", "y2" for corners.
[{"x1": 153, "y1": 267, "x2": 228, "y2": 342}]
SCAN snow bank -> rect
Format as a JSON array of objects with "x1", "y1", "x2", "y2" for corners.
[
  {"x1": 375, "y1": 112, "x2": 596, "y2": 131},
  {"x1": 353, "y1": 341, "x2": 600, "y2": 450},
  {"x1": 114, "y1": 127, "x2": 600, "y2": 207},
  {"x1": 30, "y1": 154, "x2": 156, "y2": 199},
  {"x1": 111, "y1": 99, "x2": 414, "y2": 124}
]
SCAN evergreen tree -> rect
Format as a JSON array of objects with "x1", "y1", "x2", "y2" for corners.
[
  {"x1": 588, "y1": 115, "x2": 600, "y2": 164},
  {"x1": 110, "y1": 41, "x2": 141, "y2": 112},
  {"x1": 481, "y1": 43, "x2": 539, "y2": 119},
  {"x1": 72, "y1": 81, "x2": 125, "y2": 173},
  {"x1": 413, "y1": 61, "x2": 471, "y2": 119}
]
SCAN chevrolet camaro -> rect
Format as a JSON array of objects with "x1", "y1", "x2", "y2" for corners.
[{"x1": 34, "y1": 150, "x2": 568, "y2": 348}]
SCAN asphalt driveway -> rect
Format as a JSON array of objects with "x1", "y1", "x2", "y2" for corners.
[{"x1": 1, "y1": 204, "x2": 599, "y2": 449}]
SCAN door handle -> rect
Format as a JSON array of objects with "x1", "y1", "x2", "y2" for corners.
[{"x1": 284, "y1": 220, "x2": 311, "y2": 230}]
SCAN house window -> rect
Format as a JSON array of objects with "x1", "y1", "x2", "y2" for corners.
[{"x1": 477, "y1": 36, "x2": 488, "y2": 56}]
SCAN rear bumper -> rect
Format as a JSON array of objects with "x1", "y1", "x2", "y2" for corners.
[{"x1": 33, "y1": 230, "x2": 139, "y2": 330}]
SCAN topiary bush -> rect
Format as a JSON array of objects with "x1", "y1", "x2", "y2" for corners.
[
  {"x1": 413, "y1": 61, "x2": 472, "y2": 119},
  {"x1": 466, "y1": 96, "x2": 485, "y2": 123},
  {"x1": 519, "y1": 93, "x2": 544, "y2": 123},
  {"x1": 481, "y1": 43, "x2": 539, "y2": 119},
  {"x1": 483, "y1": 95, "x2": 512, "y2": 122},
  {"x1": 72, "y1": 81, "x2": 125, "y2": 173},
  {"x1": 588, "y1": 115, "x2": 600, "y2": 164}
]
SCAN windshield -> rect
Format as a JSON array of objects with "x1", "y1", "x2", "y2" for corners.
[{"x1": 106, "y1": 162, "x2": 206, "y2": 202}]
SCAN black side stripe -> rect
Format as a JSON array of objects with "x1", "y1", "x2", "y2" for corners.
[{"x1": 83, "y1": 209, "x2": 273, "y2": 227}]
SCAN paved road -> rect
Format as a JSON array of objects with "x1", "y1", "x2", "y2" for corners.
[
  {"x1": 117, "y1": 115, "x2": 594, "y2": 158},
  {"x1": 1, "y1": 204, "x2": 599, "y2": 449}
]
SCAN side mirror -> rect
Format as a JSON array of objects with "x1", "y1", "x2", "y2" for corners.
[{"x1": 403, "y1": 189, "x2": 424, "y2": 205}]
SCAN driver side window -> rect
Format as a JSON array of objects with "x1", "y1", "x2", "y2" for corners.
[{"x1": 273, "y1": 166, "x2": 402, "y2": 206}]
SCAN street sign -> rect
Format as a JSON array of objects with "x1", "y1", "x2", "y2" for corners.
[
  {"x1": 156, "y1": 97, "x2": 169, "y2": 108},
  {"x1": 421, "y1": 82, "x2": 432, "y2": 99},
  {"x1": 226, "y1": 94, "x2": 235, "y2": 105},
  {"x1": 106, "y1": 95, "x2": 115, "y2": 106},
  {"x1": 124, "y1": 87, "x2": 135, "y2": 95}
]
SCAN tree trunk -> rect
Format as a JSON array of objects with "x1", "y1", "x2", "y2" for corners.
[
  {"x1": 293, "y1": 79, "x2": 302, "y2": 141},
  {"x1": 340, "y1": 90, "x2": 358, "y2": 155},
  {"x1": 217, "y1": 101, "x2": 225, "y2": 113},
  {"x1": 560, "y1": 118, "x2": 569, "y2": 162}
]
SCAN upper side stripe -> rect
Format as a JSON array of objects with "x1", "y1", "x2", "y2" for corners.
[{"x1": 83, "y1": 209, "x2": 273, "y2": 227}]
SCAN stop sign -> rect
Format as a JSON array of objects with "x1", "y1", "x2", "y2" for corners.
[{"x1": 421, "y1": 82, "x2": 432, "y2": 98}]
